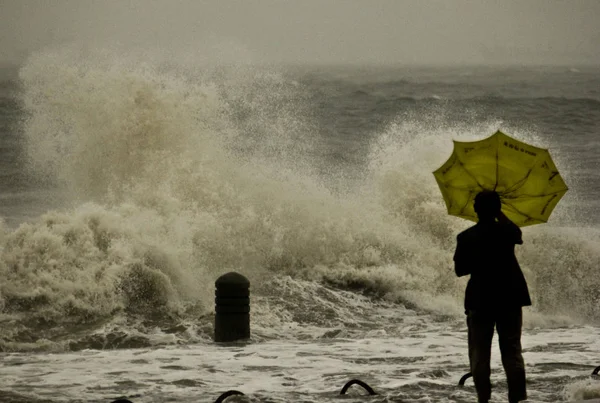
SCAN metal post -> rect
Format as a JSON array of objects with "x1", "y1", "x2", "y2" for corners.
[{"x1": 214, "y1": 272, "x2": 250, "y2": 342}]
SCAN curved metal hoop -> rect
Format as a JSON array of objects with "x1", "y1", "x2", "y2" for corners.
[
  {"x1": 458, "y1": 372, "x2": 473, "y2": 386},
  {"x1": 340, "y1": 379, "x2": 377, "y2": 395},
  {"x1": 214, "y1": 390, "x2": 245, "y2": 403},
  {"x1": 593, "y1": 366, "x2": 600, "y2": 376}
]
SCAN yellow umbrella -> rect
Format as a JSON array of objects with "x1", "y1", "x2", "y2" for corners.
[{"x1": 433, "y1": 130, "x2": 568, "y2": 227}]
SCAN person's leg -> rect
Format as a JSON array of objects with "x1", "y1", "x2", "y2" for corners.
[
  {"x1": 496, "y1": 308, "x2": 527, "y2": 403},
  {"x1": 468, "y1": 310, "x2": 495, "y2": 403}
]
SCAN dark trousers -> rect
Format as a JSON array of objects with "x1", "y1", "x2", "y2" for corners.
[{"x1": 467, "y1": 308, "x2": 527, "y2": 403}]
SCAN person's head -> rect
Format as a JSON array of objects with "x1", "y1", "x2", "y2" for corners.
[{"x1": 474, "y1": 190, "x2": 501, "y2": 221}]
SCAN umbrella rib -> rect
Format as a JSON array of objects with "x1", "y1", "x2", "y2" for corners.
[
  {"x1": 443, "y1": 184, "x2": 479, "y2": 191},
  {"x1": 495, "y1": 134, "x2": 499, "y2": 191},
  {"x1": 504, "y1": 197, "x2": 554, "y2": 222},
  {"x1": 507, "y1": 193, "x2": 561, "y2": 217},
  {"x1": 502, "y1": 200, "x2": 547, "y2": 224},
  {"x1": 503, "y1": 168, "x2": 533, "y2": 195},
  {"x1": 504, "y1": 189, "x2": 568, "y2": 199},
  {"x1": 458, "y1": 195, "x2": 473, "y2": 216},
  {"x1": 458, "y1": 161, "x2": 486, "y2": 191},
  {"x1": 540, "y1": 194, "x2": 559, "y2": 216}
]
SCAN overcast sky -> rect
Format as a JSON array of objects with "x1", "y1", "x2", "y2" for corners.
[{"x1": 1, "y1": 0, "x2": 599, "y2": 66}]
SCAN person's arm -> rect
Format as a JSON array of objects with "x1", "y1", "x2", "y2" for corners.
[
  {"x1": 497, "y1": 211, "x2": 523, "y2": 245},
  {"x1": 454, "y1": 234, "x2": 472, "y2": 277}
]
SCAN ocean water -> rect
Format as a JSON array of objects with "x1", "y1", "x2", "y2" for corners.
[{"x1": 0, "y1": 48, "x2": 599, "y2": 402}]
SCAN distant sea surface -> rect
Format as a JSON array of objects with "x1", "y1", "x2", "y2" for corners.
[{"x1": 0, "y1": 51, "x2": 599, "y2": 402}]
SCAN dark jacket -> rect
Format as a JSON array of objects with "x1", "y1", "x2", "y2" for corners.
[{"x1": 454, "y1": 219, "x2": 532, "y2": 311}]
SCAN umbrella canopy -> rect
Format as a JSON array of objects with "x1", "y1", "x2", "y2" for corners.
[{"x1": 433, "y1": 130, "x2": 568, "y2": 227}]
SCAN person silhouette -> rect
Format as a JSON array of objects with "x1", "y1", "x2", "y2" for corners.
[{"x1": 454, "y1": 190, "x2": 531, "y2": 403}]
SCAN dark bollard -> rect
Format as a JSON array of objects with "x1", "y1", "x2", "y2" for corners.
[{"x1": 215, "y1": 272, "x2": 250, "y2": 342}]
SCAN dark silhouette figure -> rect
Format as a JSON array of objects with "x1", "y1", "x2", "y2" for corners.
[{"x1": 454, "y1": 191, "x2": 531, "y2": 403}]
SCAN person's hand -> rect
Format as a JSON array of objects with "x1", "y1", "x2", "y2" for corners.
[
  {"x1": 496, "y1": 210, "x2": 508, "y2": 222},
  {"x1": 497, "y1": 209, "x2": 522, "y2": 243}
]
